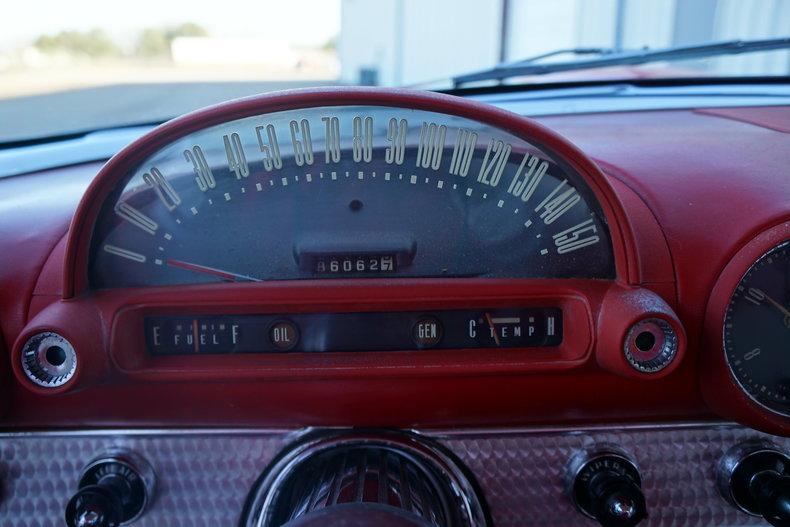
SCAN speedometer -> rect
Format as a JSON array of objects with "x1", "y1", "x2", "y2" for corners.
[{"x1": 88, "y1": 90, "x2": 615, "y2": 288}]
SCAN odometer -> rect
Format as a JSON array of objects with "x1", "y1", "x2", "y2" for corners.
[
  {"x1": 89, "y1": 96, "x2": 616, "y2": 288},
  {"x1": 724, "y1": 241, "x2": 790, "y2": 415},
  {"x1": 311, "y1": 254, "x2": 397, "y2": 275}
]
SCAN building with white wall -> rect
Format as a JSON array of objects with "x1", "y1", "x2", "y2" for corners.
[{"x1": 339, "y1": 0, "x2": 790, "y2": 86}]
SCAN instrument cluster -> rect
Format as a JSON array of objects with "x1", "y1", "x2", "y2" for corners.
[
  {"x1": 3, "y1": 88, "x2": 787, "y2": 439},
  {"x1": 89, "y1": 105, "x2": 614, "y2": 288}
]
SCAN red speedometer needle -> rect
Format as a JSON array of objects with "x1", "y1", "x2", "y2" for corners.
[{"x1": 166, "y1": 258, "x2": 262, "y2": 282}]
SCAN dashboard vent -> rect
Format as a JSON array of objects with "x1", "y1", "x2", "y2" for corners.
[
  {"x1": 280, "y1": 444, "x2": 448, "y2": 525},
  {"x1": 242, "y1": 432, "x2": 488, "y2": 527}
]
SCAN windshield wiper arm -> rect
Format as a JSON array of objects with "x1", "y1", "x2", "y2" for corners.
[
  {"x1": 453, "y1": 37, "x2": 790, "y2": 86},
  {"x1": 514, "y1": 47, "x2": 621, "y2": 63}
]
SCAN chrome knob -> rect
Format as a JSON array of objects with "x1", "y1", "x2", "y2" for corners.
[{"x1": 20, "y1": 331, "x2": 77, "y2": 388}]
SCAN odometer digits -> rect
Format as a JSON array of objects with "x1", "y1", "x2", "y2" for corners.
[{"x1": 314, "y1": 254, "x2": 396, "y2": 275}]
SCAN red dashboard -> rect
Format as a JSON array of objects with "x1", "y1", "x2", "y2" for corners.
[
  {"x1": 0, "y1": 88, "x2": 787, "y2": 431},
  {"x1": 0, "y1": 87, "x2": 788, "y2": 526}
]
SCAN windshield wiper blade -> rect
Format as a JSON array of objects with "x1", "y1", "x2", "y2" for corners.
[
  {"x1": 514, "y1": 47, "x2": 620, "y2": 63},
  {"x1": 453, "y1": 37, "x2": 790, "y2": 86}
]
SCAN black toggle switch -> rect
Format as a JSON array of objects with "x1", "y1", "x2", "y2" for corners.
[
  {"x1": 66, "y1": 484, "x2": 124, "y2": 527},
  {"x1": 65, "y1": 450, "x2": 155, "y2": 527},
  {"x1": 719, "y1": 441, "x2": 790, "y2": 527},
  {"x1": 567, "y1": 448, "x2": 647, "y2": 527}
]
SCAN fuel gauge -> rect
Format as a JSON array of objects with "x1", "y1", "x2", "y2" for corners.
[{"x1": 146, "y1": 317, "x2": 242, "y2": 354}]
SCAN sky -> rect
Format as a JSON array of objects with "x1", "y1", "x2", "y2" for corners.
[{"x1": 0, "y1": 0, "x2": 341, "y2": 49}]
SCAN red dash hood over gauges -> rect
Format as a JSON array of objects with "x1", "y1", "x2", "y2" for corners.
[
  {"x1": 65, "y1": 87, "x2": 634, "y2": 293},
  {"x1": 9, "y1": 88, "x2": 691, "y2": 428}
]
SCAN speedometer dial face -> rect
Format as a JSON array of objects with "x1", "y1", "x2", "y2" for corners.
[
  {"x1": 90, "y1": 104, "x2": 615, "y2": 287},
  {"x1": 724, "y1": 241, "x2": 790, "y2": 415}
]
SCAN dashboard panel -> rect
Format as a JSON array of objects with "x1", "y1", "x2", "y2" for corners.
[
  {"x1": 13, "y1": 90, "x2": 678, "y2": 396},
  {"x1": 0, "y1": 88, "x2": 786, "y2": 430},
  {"x1": 0, "y1": 86, "x2": 788, "y2": 526},
  {"x1": 1, "y1": 89, "x2": 699, "y2": 415}
]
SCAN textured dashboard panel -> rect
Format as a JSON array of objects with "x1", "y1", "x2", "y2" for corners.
[
  {"x1": 0, "y1": 431, "x2": 290, "y2": 526},
  {"x1": 439, "y1": 424, "x2": 775, "y2": 526},
  {"x1": 0, "y1": 424, "x2": 781, "y2": 526}
]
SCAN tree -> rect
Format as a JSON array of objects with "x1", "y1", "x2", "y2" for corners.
[
  {"x1": 135, "y1": 29, "x2": 170, "y2": 58},
  {"x1": 323, "y1": 36, "x2": 338, "y2": 51},
  {"x1": 34, "y1": 29, "x2": 120, "y2": 57},
  {"x1": 168, "y1": 23, "x2": 209, "y2": 40},
  {"x1": 135, "y1": 23, "x2": 209, "y2": 58}
]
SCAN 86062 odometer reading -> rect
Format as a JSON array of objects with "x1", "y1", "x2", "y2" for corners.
[
  {"x1": 311, "y1": 254, "x2": 397, "y2": 275},
  {"x1": 90, "y1": 102, "x2": 615, "y2": 288}
]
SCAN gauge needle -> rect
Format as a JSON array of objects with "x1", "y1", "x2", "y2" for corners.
[
  {"x1": 756, "y1": 290, "x2": 790, "y2": 328},
  {"x1": 166, "y1": 258, "x2": 262, "y2": 282},
  {"x1": 764, "y1": 293, "x2": 790, "y2": 319},
  {"x1": 485, "y1": 313, "x2": 501, "y2": 346}
]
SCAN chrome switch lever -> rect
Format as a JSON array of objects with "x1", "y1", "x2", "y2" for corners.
[{"x1": 65, "y1": 450, "x2": 155, "y2": 527}]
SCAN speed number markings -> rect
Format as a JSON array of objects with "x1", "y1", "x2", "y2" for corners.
[{"x1": 91, "y1": 106, "x2": 614, "y2": 286}]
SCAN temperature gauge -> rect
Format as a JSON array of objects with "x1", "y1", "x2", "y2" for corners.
[{"x1": 468, "y1": 311, "x2": 560, "y2": 347}]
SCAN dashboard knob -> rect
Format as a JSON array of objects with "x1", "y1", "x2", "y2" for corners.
[
  {"x1": 65, "y1": 450, "x2": 155, "y2": 527},
  {"x1": 66, "y1": 485, "x2": 124, "y2": 527},
  {"x1": 20, "y1": 331, "x2": 78, "y2": 389},
  {"x1": 623, "y1": 318, "x2": 679, "y2": 373},
  {"x1": 567, "y1": 448, "x2": 647, "y2": 527},
  {"x1": 718, "y1": 441, "x2": 790, "y2": 526},
  {"x1": 750, "y1": 470, "x2": 790, "y2": 526}
]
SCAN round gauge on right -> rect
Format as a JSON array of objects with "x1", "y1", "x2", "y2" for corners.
[
  {"x1": 724, "y1": 240, "x2": 790, "y2": 415},
  {"x1": 703, "y1": 224, "x2": 790, "y2": 434}
]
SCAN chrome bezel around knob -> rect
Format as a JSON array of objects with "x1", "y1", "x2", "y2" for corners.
[{"x1": 20, "y1": 331, "x2": 77, "y2": 388}]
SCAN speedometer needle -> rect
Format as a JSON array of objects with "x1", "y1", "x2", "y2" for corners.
[{"x1": 166, "y1": 258, "x2": 262, "y2": 282}]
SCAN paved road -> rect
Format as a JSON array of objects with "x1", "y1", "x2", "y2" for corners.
[{"x1": 0, "y1": 81, "x2": 337, "y2": 144}]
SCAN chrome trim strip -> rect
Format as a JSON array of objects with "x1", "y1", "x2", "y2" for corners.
[{"x1": 0, "y1": 420, "x2": 737, "y2": 438}]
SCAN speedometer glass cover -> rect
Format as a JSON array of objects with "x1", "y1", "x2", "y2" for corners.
[{"x1": 90, "y1": 103, "x2": 615, "y2": 287}]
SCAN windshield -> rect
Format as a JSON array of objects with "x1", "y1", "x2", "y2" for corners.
[{"x1": 1, "y1": 0, "x2": 789, "y2": 143}]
